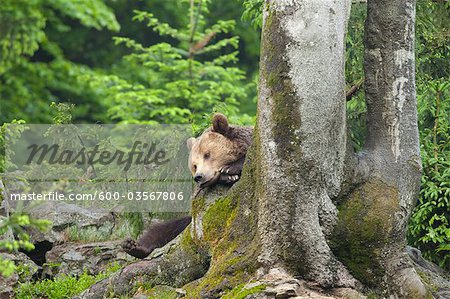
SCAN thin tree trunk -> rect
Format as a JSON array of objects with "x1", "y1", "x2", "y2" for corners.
[{"x1": 354, "y1": 0, "x2": 427, "y2": 295}]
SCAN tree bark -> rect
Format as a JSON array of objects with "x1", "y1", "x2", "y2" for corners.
[
  {"x1": 256, "y1": 0, "x2": 356, "y2": 288},
  {"x1": 344, "y1": 0, "x2": 427, "y2": 295}
]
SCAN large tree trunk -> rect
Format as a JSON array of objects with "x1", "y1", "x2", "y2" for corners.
[
  {"x1": 80, "y1": 0, "x2": 448, "y2": 298},
  {"x1": 256, "y1": 0, "x2": 356, "y2": 288},
  {"x1": 339, "y1": 0, "x2": 426, "y2": 295},
  {"x1": 255, "y1": 0, "x2": 429, "y2": 296},
  {"x1": 189, "y1": 0, "x2": 430, "y2": 296}
]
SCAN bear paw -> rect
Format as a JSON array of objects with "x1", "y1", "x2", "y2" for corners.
[
  {"x1": 219, "y1": 173, "x2": 240, "y2": 184},
  {"x1": 219, "y1": 164, "x2": 241, "y2": 176},
  {"x1": 121, "y1": 238, "x2": 151, "y2": 259}
]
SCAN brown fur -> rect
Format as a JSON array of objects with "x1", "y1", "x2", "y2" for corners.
[
  {"x1": 187, "y1": 113, "x2": 253, "y2": 187},
  {"x1": 122, "y1": 216, "x2": 191, "y2": 259},
  {"x1": 122, "y1": 114, "x2": 253, "y2": 259}
]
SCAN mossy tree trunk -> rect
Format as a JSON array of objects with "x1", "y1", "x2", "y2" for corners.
[
  {"x1": 256, "y1": 0, "x2": 356, "y2": 289},
  {"x1": 339, "y1": 0, "x2": 425, "y2": 295},
  {"x1": 253, "y1": 0, "x2": 428, "y2": 297}
]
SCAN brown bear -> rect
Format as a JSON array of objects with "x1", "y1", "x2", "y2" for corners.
[
  {"x1": 122, "y1": 114, "x2": 253, "y2": 259},
  {"x1": 187, "y1": 113, "x2": 253, "y2": 187}
]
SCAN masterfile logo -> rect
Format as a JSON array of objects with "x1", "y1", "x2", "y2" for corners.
[
  {"x1": 2, "y1": 124, "x2": 193, "y2": 212},
  {"x1": 26, "y1": 140, "x2": 169, "y2": 172}
]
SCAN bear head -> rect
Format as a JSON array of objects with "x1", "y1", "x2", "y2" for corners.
[{"x1": 186, "y1": 113, "x2": 251, "y2": 188}]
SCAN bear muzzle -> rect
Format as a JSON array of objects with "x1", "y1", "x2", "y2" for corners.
[
  {"x1": 194, "y1": 174, "x2": 204, "y2": 183},
  {"x1": 194, "y1": 171, "x2": 221, "y2": 188}
]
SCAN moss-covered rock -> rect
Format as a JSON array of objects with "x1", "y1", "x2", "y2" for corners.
[{"x1": 221, "y1": 282, "x2": 266, "y2": 299}]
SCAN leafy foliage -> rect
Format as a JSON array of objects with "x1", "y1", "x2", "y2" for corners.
[
  {"x1": 0, "y1": 119, "x2": 51, "y2": 277},
  {"x1": 15, "y1": 263, "x2": 121, "y2": 299},
  {"x1": 0, "y1": 214, "x2": 50, "y2": 277},
  {"x1": 408, "y1": 81, "x2": 450, "y2": 270},
  {"x1": 240, "y1": 0, "x2": 263, "y2": 29},
  {"x1": 82, "y1": 0, "x2": 254, "y2": 132},
  {"x1": 1, "y1": 0, "x2": 259, "y2": 125},
  {"x1": 0, "y1": 120, "x2": 27, "y2": 172},
  {"x1": 407, "y1": 0, "x2": 450, "y2": 270},
  {"x1": 345, "y1": 4, "x2": 366, "y2": 150},
  {"x1": 0, "y1": 0, "x2": 120, "y2": 124},
  {"x1": 0, "y1": 214, "x2": 49, "y2": 253},
  {"x1": 408, "y1": 83, "x2": 450, "y2": 269}
]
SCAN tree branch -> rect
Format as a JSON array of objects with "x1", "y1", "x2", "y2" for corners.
[{"x1": 345, "y1": 77, "x2": 364, "y2": 101}]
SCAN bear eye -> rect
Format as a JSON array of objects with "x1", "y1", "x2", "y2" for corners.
[
  {"x1": 193, "y1": 165, "x2": 197, "y2": 171},
  {"x1": 204, "y1": 153, "x2": 210, "y2": 159}
]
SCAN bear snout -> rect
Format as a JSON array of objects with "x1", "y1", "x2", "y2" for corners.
[
  {"x1": 193, "y1": 171, "x2": 221, "y2": 188},
  {"x1": 194, "y1": 174, "x2": 204, "y2": 183}
]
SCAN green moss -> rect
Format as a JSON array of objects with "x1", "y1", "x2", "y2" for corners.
[
  {"x1": 184, "y1": 257, "x2": 256, "y2": 298},
  {"x1": 331, "y1": 180, "x2": 401, "y2": 287},
  {"x1": 183, "y1": 179, "x2": 260, "y2": 297},
  {"x1": 191, "y1": 197, "x2": 205, "y2": 216},
  {"x1": 179, "y1": 226, "x2": 196, "y2": 251},
  {"x1": 366, "y1": 292, "x2": 379, "y2": 299},
  {"x1": 141, "y1": 285, "x2": 178, "y2": 299},
  {"x1": 181, "y1": 127, "x2": 262, "y2": 297},
  {"x1": 416, "y1": 268, "x2": 441, "y2": 298},
  {"x1": 202, "y1": 196, "x2": 237, "y2": 243},
  {"x1": 221, "y1": 283, "x2": 266, "y2": 299},
  {"x1": 260, "y1": 10, "x2": 302, "y2": 163}
]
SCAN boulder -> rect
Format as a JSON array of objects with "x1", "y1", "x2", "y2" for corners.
[
  {"x1": 26, "y1": 202, "x2": 115, "y2": 244},
  {"x1": 43, "y1": 240, "x2": 134, "y2": 277},
  {"x1": 0, "y1": 252, "x2": 39, "y2": 299}
]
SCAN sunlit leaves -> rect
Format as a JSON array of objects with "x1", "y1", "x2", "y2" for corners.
[
  {"x1": 0, "y1": 213, "x2": 50, "y2": 277},
  {"x1": 0, "y1": 0, "x2": 46, "y2": 74},
  {"x1": 409, "y1": 77, "x2": 450, "y2": 270},
  {"x1": 240, "y1": 0, "x2": 263, "y2": 29},
  {"x1": 89, "y1": 0, "x2": 253, "y2": 130},
  {"x1": 0, "y1": 0, "x2": 120, "y2": 124}
]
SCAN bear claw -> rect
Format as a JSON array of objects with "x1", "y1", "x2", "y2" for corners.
[
  {"x1": 121, "y1": 238, "x2": 137, "y2": 251},
  {"x1": 121, "y1": 238, "x2": 151, "y2": 259}
]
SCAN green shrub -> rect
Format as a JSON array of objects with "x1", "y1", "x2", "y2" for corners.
[
  {"x1": 408, "y1": 79, "x2": 450, "y2": 270},
  {"x1": 15, "y1": 263, "x2": 121, "y2": 299},
  {"x1": 82, "y1": 0, "x2": 255, "y2": 132},
  {"x1": 0, "y1": 0, "x2": 120, "y2": 124},
  {"x1": 407, "y1": 0, "x2": 450, "y2": 270}
]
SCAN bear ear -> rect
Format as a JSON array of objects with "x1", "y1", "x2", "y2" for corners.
[
  {"x1": 212, "y1": 113, "x2": 229, "y2": 135},
  {"x1": 186, "y1": 137, "x2": 196, "y2": 150}
]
